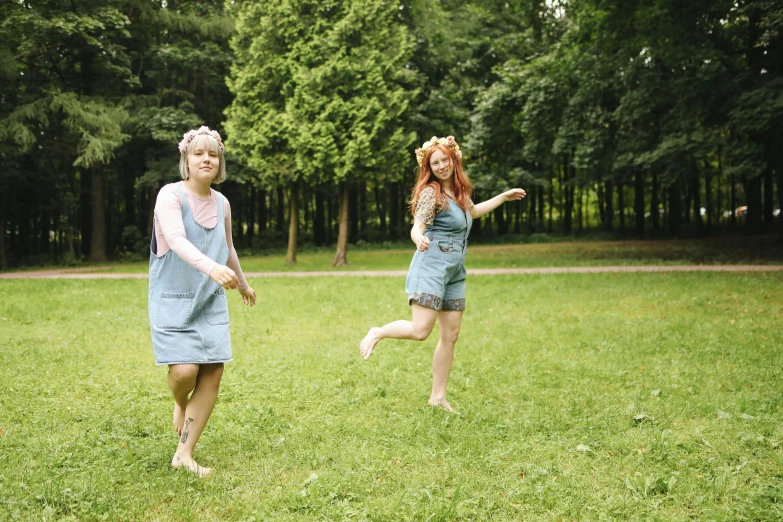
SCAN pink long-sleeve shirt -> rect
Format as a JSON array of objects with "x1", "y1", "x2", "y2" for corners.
[{"x1": 153, "y1": 181, "x2": 248, "y2": 289}]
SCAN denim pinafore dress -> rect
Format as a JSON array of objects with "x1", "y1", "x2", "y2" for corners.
[
  {"x1": 405, "y1": 195, "x2": 473, "y2": 311},
  {"x1": 148, "y1": 186, "x2": 232, "y2": 365}
]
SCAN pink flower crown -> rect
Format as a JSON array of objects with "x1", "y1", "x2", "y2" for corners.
[
  {"x1": 414, "y1": 136, "x2": 462, "y2": 167},
  {"x1": 178, "y1": 126, "x2": 225, "y2": 154}
]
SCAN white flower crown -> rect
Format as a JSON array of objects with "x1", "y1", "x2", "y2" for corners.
[
  {"x1": 178, "y1": 126, "x2": 225, "y2": 154},
  {"x1": 414, "y1": 136, "x2": 462, "y2": 167}
]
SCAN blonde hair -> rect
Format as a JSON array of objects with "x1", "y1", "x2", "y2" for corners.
[{"x1": 179, "y1": 134, "x2": 227, "y2": 184}]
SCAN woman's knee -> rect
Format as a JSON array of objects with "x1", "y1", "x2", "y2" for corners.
[
  {"x1": 441, "y1": 327, "x2": 460, "y2": 345},
  {"x1": 411, "y1": 323, "x2": 434, "y2": 341},
  {"x1": 169, "y1": 364, "x2": 199, "y2": 384},
  {"x1": 199, "y1": 363, "x2": 224, "y2": 386}
]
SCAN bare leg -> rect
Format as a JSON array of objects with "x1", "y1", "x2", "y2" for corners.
[
  {"x1": 168, "y1": 364, "x2": 198, "y2": 436},
  {"x1": 360, "y1": 303, "x2": 439, "y2": 360},
  {"x1": 171, "y1": 363, "x2": 224, "y2": 478},
  {"x1": 428, "y1": 310, "x2": 463, "y2": 413}
]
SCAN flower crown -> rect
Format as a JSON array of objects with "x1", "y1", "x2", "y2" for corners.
[
  {"x1": 178, "y1": 126, "x2": 225, "y2": 154},
  {"x1": 414, "y1": 135, "x2": 462, "y2": 167}
]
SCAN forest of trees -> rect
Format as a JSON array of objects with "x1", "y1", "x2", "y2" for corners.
[{"x1": 1, "y1": 0, "x2": 781, "y2": 269}]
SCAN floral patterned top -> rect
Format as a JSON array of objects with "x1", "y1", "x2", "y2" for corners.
[{"x1": 414, "y1": 186, "x2": 473, "y2": 225}]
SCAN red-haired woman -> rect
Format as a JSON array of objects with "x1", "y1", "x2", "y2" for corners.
[{"x1": 360, "y1": 136, "x2": 525, "y2": 412}]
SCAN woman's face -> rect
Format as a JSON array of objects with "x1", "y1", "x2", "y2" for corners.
[
  {"x1": 429, "y1": 148, "x2": 453, "y2": 183},
  {"x1": 187, "y1": 136, "x2": 220, "y2": 184}
]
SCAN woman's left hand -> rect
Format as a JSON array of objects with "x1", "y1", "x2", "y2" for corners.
[
  {"x1": 503, "y1": 188, "x2": 526, "y2": 201},
  {"x1": 238, "y1": 286, "x2": 257, "y2": 306}
]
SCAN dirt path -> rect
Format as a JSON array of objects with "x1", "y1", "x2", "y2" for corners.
[{"x1": 1, "y1": 265, "x2": 782, "y2": 279}]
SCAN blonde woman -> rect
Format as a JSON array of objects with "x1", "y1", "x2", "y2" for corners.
[{"x1": 149, "y1": 126, "x2": 256, "y2": 477}]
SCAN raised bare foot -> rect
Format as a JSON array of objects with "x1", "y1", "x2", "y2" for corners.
[
  {"x1": 359, "y1": 327, "x2": 381, "y2": 360},
  {"x1": 428, "y1": 398, "x2": 459, "y2": 414},
  {"x1": 173, "y1": 403, "x2": 186, "y2": 436},
  {"x1": 172, "y1": 454, "x2": 212, "y2": 478}
]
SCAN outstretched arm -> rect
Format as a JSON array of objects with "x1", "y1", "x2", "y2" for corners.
[{"x1": 469, "y1": 188, "x2": 526, "y2": 220}]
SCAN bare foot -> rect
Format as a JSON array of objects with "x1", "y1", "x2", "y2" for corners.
[
  {"x1": 428, "y1": 398, "x2": 459, "y2": 414},
  {"x1": 173, "y1": 403, "x2": 186, "y2": 436},
  {"x1": 172, "y1": 454, "x2": 212, "y2": 478},
  {"x1": 360, "y1": 327, "x2": 381, "y2": 360}
]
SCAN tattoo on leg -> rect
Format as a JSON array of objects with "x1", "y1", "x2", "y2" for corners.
[{"x1": 180, "y1": 417, "x2": 194, "y2": 444}]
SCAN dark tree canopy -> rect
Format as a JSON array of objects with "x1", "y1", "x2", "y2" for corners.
[{"x1": 1, "y1": 0, "x2": 781, "y2": 269}]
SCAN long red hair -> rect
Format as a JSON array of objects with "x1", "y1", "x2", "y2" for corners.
[{"x1": 409, "y1": 145, "x2": 473, "y2": 215}]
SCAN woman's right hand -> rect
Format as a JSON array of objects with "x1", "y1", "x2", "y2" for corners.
[
  {"x1": 414, "y1": 234, "x2": 430, "y2": 251},
  {"x1": 411, "y1": 222, "x2": 430, "y2": 251},
  {"x1": 209, "y1": 264, "x2": 239, "y2": 290}
]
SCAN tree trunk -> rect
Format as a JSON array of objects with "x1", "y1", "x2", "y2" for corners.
[
  {"x1": 558, "y1": 163, "x2": 564, "y2": 232},
  {"x1": 763, "y1": 164, "x2": 774, "y2": 228},
  {"x1": 37, "y1": 207, "x2": 49, "y2": 259},
  {"x1": 605, "y1": 181, "x2": 614, "y2": 230},
  {"x1": 668, "y1": 183, "x2": 681, "y2": 237},
  {"x1": 494, "y1": 206, "x2": 507, "y2": 235},
  {"x1": 0, "y1": 206, "x2": 7, "y2": 270},
  {"x1": 548, "y1": 179, "x2": 553, "y2": 233},
  {"x1": 651, "y1": 172, "x2": 660, "y2": 231},
  {"x1": 537, "y1": 185, "x2": 545, "y2": 232},
  {"x1": 389, "y1": 182, "x2": 400, "y2": 239},
  {"x1": 285, "y1": 184, "x2": 298, "y2": 266},
  {"x1": 375, "y1": 186, "x2": 387, "y2": 237},
  {"x1": 247, "y1": 186, "x2": 256, "y2": 244},
  {"x1": 730, "y1": 174, "x2": 737, "y2": 227},
  {"x1": 123, "y1": 157, "x2": 136, "y2": 228},
  {"x1": 235, "y1": 186, "x2": 245, "y2": 246},
  {"x1": 333, "y1": 183, "x2": 350, "y2": 266},
  {"x1": 776, "y1": 134, "x2": 783, "y2": 241},
  {"x1": 705, "y1": 168, "x2": 713, "y2": 234},
  {"x1": 528, "y1": 185, "x2": 537, "y2": 232},
  {"x1": 302, "y1": 185, "x2": 310, "y2": 236},
  {"x1": 746, "y1": 175, "x2": 763, "y2": 234},
  {"x1": 618, "y1": 182, "x2": 626, "y2": 234},
  {"x1": 662, "y1": 187, "x2": 668, "y2": 231},
  {"x1": 717, "y1": 174, "x2": 722, "y2": 225},
  {"x1": 326, "y1": 191, "x2": 334, "y2": 244},
  {"x1": 276, "y1": 187, "x2": 285, "y2": 233},
  {"x1": 692, "y1": 171, "x2": 704, "y2": 237},
  {"x1": 359, "y1": 180, "x2": 367, "y2": 240},
  {"x1": 563, "y1": 164, "x2": 574, "y2": 234},
  {"x1": 634, "y1": 172, "x2": 645, "y2": 236},
  {"x1": 349, "y1": 183, "x2": 359, "y2": 242},
  {"x1": 258, "y1": 188, "x2": 267, "y2": 234},
  {"x1": 314, "y1": 188, "x2": 325, "y2": 246},
  {"x1": 88, "y1": 168, "x2": 107, "y2": 262}
]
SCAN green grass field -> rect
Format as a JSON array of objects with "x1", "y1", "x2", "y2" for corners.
[{"x1": 2, "y1": 266, "x2": 782, "y2": 520}]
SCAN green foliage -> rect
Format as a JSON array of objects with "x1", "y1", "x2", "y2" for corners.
[{"x1": 226, "y1": 0, "x2": 417, "y2": 188}]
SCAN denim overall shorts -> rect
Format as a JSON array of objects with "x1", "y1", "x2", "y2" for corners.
[
  {"x1": 148, "y1": 185, "x2": 232, "y2": 365},
  {"x1": 405, "y1": 197, "x2": 473, "y2": 311}
]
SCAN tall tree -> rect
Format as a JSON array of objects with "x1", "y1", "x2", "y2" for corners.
[{"x1": 226, "y1": 0, "x2": 416, "y2": 266}]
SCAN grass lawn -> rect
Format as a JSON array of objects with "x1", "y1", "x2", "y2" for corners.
[
  {"x1": 70, "y1": 235, "x2": 783, "y2": 274},
  {"x1": 1, "y1": 271, "x2": 782, "y2": 520}
]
